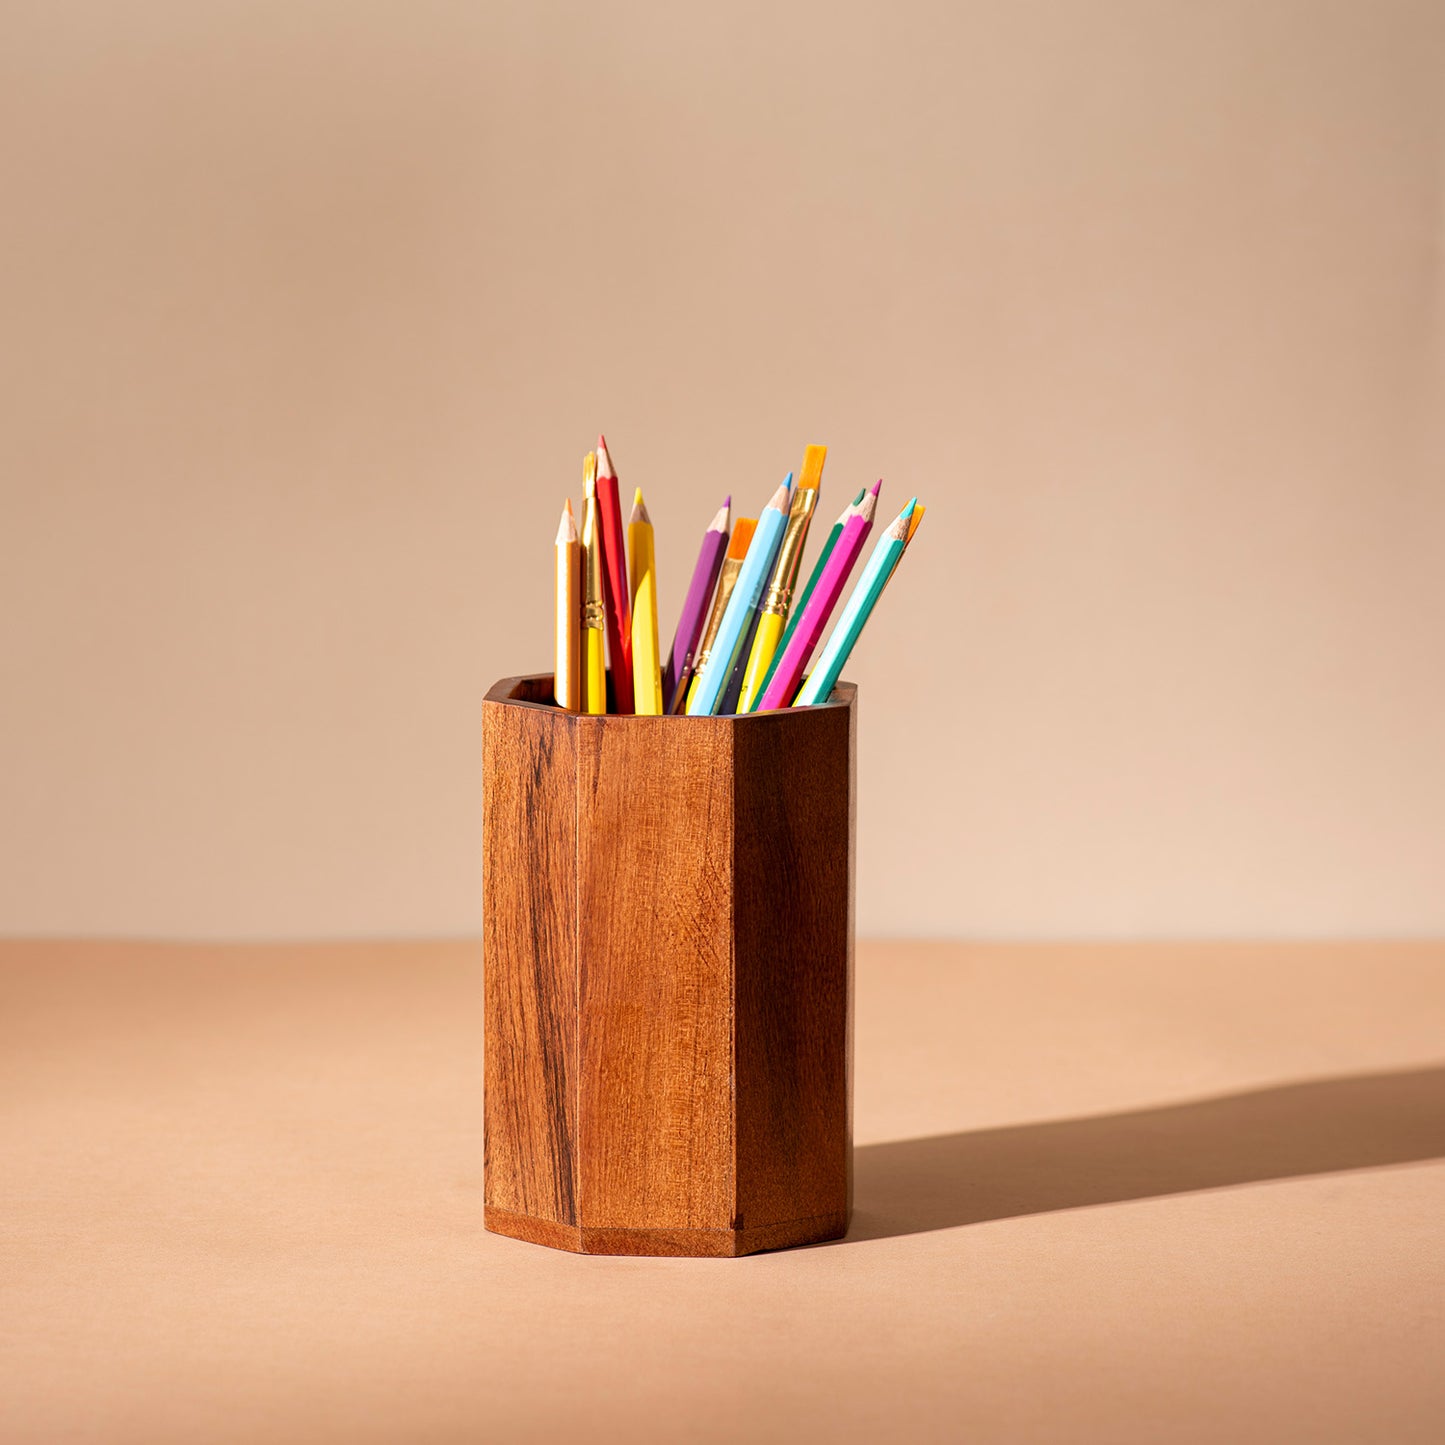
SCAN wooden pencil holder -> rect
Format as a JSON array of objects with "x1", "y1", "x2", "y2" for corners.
[{"x1": 482, "y1": 672, "x2": 855, "y2": 1257}]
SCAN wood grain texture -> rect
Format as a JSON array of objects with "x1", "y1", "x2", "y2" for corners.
[
  {"x1": 733, "y1": 693, "x2": 855, "y2": 1234},
  {"x1": 481, "y1": 681, "x2": 578, "y2": 1225},
  {"x1": 482, "y1": 674, "x2": 856, "y2": 1256},
  {"x1": 483, "y1": 1204, "x2": 582, "y2": 1254},
  {"x1": 576, "y1": 713, "x2": 737, "y2": 1231}
]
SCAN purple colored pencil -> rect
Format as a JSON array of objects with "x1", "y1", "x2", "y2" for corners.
[
  {"x1": 663, "y1": 496, "x2": 730, "y2": 710},
  {"x1": 755, "y1": 483, "x2": 880, "y2": 711}
]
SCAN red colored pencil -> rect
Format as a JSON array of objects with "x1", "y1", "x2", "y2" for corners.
[{"x1": 594, "y1": 435, "x2": 634, "y2": 713}]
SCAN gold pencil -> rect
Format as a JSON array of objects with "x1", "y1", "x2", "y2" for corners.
[
  {"x1": 737, "y1": 445, "x2": 824, "y2": 710},
  {"x1": 554, "y1": 499, "x2": 580, "y2": 711}
]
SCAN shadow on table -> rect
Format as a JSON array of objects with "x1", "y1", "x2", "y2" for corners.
[{"x1": 845, "y1": 1064, "x2": 1445, "y2": 1242}]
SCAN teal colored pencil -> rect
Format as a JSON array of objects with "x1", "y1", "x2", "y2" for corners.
[
  {"x1": 794, "y1": 499, "x2": 917, "y2": 707},
  {"x1": 750, "y1": 483, "x2": 871, "y2": 707},
  {"x1": 686, "y1": 478, "x2": 792, "y2": 715}
]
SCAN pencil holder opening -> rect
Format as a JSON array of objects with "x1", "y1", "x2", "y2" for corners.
[{"x1": 482, "y1": 672, "x2": 855, "y2": 1256}]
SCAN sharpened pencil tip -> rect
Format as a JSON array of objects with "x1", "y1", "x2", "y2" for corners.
[
  {"x1": 884, "y1": 500, "x2": 916, "y2": 540},
  {"x1": 630, "y1": 488, "x2": 651, "y2": 526},
  {"x1": 870, "y1": 479, "x2": 882, "y2": 495},
  {"x1": 556, "y1": 501, "x2": 578, "y2": 545},
  {"x1": 904, "y1": 503, "x2": 925, "y2": 545},
  {"x1": 596, "y1": 435, "x2": 614, "y2": 479},
  {"x1": 768, "y1": 480, "x2": 792, "y2": 512}
]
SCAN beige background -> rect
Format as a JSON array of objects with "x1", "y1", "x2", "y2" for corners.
[{"x1": 2, "y1": 0, "x2": 1443, "y2": 940}]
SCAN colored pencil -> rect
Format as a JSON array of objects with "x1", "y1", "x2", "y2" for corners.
[
  {"x1": 754, "y1": 485, "x2": 879, "y2": 711},
  {"x1": 629, "y1": 488, "x2": 663, "y2": 715},
  {"x1": 594, "y1": 434, "x2": 633, "y2": 713},
  {"x1": 686, "y1": 479, "x2": 792, "y2": 715},
  {"x1": 794, "y1": 499, "x2": 918, "y2": 708},
  {"x1": 737, "y1": 445, "x2": 825, "y2": 711},
  {"x1": 664, "y1": 496, "x2": 730, "y2": 711},
  {"x1": 753, "y1": 483, "x2": 869, "y2": 703},
  {"x1": 553, "y1": 499, "x2": 580, "y2": 711},
  {"x1": 720, "y1": 472, "x2": 798, "y2": 713},
  {"x1": 718, "y1": 610, "x2": 760, "y2": 715},
  {"x1": 677, "y1": 517, "x2": 756, "y2": 713},
  {"x1": 580, "y1": 453, "x2": 608, "y2": 714}
]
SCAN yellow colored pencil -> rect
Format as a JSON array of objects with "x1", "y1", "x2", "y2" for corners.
[
  {"x1": 737, "y1": 445, "x2": 824, "y2": 711},
  {"x1": 553, "y1": 499, "x2": 580, "y2": 711},
  {"x1": 628, "y1": 487, "x2": 662, "y2": 714},
  {"x1": 580, "y1": 453, "x2": 607, "y2": 714}
]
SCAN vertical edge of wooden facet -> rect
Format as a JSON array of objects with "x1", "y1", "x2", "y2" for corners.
[
  {"x1": 844, "y1": 684, "x2": 857, "y2": 1221},
  {"x1": 731, "y1": 688, "x2": 854, "y2": 1247},
  {"x1": 574, "y1": 713, "x2": 737, "y2": 1234},
  {"x1": 482, "y1": 690, "x2": 580, "y2": 1237}
]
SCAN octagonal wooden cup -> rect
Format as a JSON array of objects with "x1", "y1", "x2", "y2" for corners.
[{"x1": 482, "y1": 672, "x2": 855, "y2": 1256}]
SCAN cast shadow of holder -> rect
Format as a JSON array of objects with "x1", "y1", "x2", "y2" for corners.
[{"x1": 845, "y1": 1065, "x2": 1445, "y2": 1242}]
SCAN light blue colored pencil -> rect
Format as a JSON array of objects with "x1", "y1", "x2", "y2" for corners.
[
  {"x1": 794, "y1": 499, "x2": 916, "y2": 707},
  {"x1": 686, "y1": 477, "x2": 792, "y2": 715}
]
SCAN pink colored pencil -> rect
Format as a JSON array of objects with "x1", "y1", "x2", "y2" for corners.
[
  {"x1": 664, "y1": 496, "x2": 730, "y2": 710},
  {"x1": 754, "y1": 483, "x2": 880, "y2": 711}
]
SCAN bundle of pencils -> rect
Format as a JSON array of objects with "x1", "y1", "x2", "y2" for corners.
[{"x1": 552, "y1": 437, "x2": 925, "y2": 715}]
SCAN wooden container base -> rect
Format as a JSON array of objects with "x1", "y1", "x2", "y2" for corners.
[{"x1": 485, "y1": 1205, "x2": 849, "y2": 1258}]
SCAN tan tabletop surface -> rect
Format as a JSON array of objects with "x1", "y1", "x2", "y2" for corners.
[{"x1": 3, "y1": 940, "x2": 1443, "y2": 1444}]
